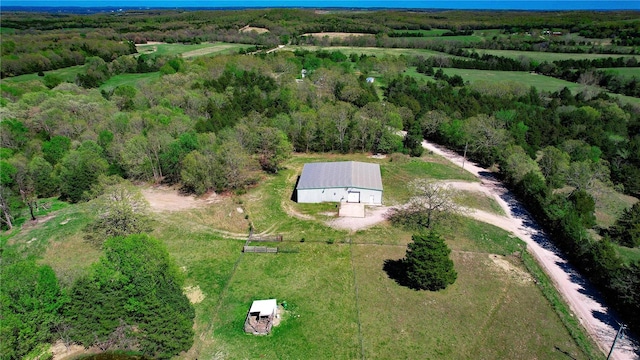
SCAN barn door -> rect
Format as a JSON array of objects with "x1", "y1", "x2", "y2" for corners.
[{"x1": 347, "y1": 191, "x2": 360, "y2": 203}]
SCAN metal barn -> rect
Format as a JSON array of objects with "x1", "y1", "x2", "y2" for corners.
[{"x1": 296, "y1": 161, "x2": 383, "y2": 205}]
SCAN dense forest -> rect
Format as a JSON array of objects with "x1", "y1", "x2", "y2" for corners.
[{"x1": 1, "y1": 8, "x2": 639, "y2": 359}]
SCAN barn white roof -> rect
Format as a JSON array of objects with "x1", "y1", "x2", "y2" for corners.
[
  {"x1": 249, "y1": 299, "x2": 277, "y2": 317},
  {"x1": 296, "y1": 161, "x2": 383, "y2": 191}
]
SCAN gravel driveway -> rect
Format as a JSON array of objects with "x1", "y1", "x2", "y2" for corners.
[{"x1": 422, "y1": 139, "x2": 639, "y2": 360}]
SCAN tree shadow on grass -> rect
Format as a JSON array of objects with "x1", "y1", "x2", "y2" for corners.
[{"x1": 383, "y1": 258, "x2": 415, "y2": 289}]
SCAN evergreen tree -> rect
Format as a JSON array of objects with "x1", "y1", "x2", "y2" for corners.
[
  {"x1": 65, "y1": 234, "x2": 194, "y2": 358},
  {"x1": 404, "y1": 232, "x2": 457, "y2": 291}
]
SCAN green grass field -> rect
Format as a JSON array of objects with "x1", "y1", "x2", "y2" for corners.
[
  {"x1": 602, "y1": 67, "x2": 640, "y2": 79},
  {"x1": 2, "y1": 65, "x2": 84, "y2": 84},
  {"x1": 135, "y1": 42, "x2": 253, "y2": 57},
  {"x1": 289, "y1": 45, "x2": 463, "y2": 60},
  {"x1": 99, "y1": 72, "x2": 161, "y2": 91},
  {"x1": 390, "y1": 29, "x2": 452, "y2": 36},
  {"x1": 472, "y1": 49, "x2": 640, "y2": 63},
  {"x1": 4, "y1": 152, "x2": 600, "y2": 360},
  {"x1": 405, "y1": 66, "x2": 583, "y2": 93}
]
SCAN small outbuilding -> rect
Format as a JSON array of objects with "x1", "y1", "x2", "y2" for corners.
[
  {"x1": 366, "y1": 77, "x2": 375, "y2": 83},
  {"x1": 296, "y1": 161, "x2": 383, "y2": 205},
  {"x1": 244, "y1": 299, "x2": 278, "y2": 335}
]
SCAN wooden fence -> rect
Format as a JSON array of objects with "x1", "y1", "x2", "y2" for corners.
[{"x1": 243, "y1": 246, "x2": 278, "y2": 253}]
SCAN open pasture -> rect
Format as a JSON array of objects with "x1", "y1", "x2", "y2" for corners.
[
  {"x1": 162, "y1": 154, "x2": 593, "y2": 359},
  {"x1": 135, "y1": 42, "x2": 253, "y2": 57},
  {"x1": 602, "y1": 67, "x2": 640, "y2": 79},
  {"x1": 2, "y1": 65, "x2": 83, "y2": 84},
  {"x1": 405, "y1": 66, "x2": 583, "y2": 93},
  {"x1": 99, "y1": 72, "x2": 161, "y2": 91},
  {"x1": 289, "y1": 45, "x2": 463, "y2": 60},
  {"x1": 471, "y1": 49, "x2": 640, "y2": 63},
  {"x1": 389, "y1": 29, "x2": 452, "y2": 36}
]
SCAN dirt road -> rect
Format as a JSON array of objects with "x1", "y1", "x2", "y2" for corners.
[{"x1": 422, "y1": 140, "x2": 639, "y2": 360}]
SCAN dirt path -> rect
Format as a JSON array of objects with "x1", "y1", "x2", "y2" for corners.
[{"x1": 422, "y1": 140, "x2": 639, "y2": 360}]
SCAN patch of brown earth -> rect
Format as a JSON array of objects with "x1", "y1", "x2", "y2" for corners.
[
  {"x1": 184, "y1": 285, "x2": 205, "y2": 304},
  {"x1": 488, "y1": 254, "x2": 532, "y2": 284},
  {"x1": 142, "y1": 186, "x2": 219, "y2": 212}
]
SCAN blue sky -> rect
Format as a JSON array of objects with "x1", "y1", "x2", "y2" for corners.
[{"x1": 1, "y1": 0, "x2": 638, "y2": 10}]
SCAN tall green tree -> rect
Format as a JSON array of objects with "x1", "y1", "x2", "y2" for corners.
[
  {"x1": 57, "y1": 141, "x2": 108, "y2": 203},
  {"x1": 404, "y1": 232, "x2": 457, "y2": 291},
  {"x1": 65, "y1": 234, "x2": 194, "y2": 358}
]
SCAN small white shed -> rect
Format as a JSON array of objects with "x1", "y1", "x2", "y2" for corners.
[{"x1": 245, "y1": 299, "x2": 278, "y2": 335}]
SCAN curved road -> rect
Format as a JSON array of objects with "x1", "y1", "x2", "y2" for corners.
[{"x1": 422, "y1": 140, "x2": 639, "y2": 360}]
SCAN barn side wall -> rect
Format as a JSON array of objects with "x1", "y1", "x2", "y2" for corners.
[{"x1": 297, "y1": 188, "x2": 382, "y2": 204}]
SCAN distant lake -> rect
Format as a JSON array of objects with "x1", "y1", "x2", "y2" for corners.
[{"x1": 3, "y1": 0, "x2": 639, "y2": 11}]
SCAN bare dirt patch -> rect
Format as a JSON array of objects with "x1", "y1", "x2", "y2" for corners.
[
  {"x1": 302, "y1": 32, "x2": 374, "y2": 39},
  {"x1": 21, "y1": 214, "x2": 56, "y2": 229},
  {"x1": 240, "y1": 26, "x2": 270, "y2": 34},
  {"x1": 185, "y1": 285, "x2": 205, "y2": 304},
  {"x1": 142, "y1": 186, "x2": 219, "y2": 212},
  {"x1": 51, "y1": 340, "x2": 92, "y2": 360},
  {"x1": 488, "y1": 254, "x2": 532, "y2": 284},
  {"x1": 327, "y1": 206, "x2": 391, "y2": 231}
]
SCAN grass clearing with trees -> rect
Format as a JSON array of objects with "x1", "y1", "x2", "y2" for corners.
[
  {"x1": 99, "y1": 72, "x2": 161, "y2": 92},
  {"x1": 602, "y1": 67, "x2": 640, "y2": 79},
  {"x1": 406, "y1": 66, "x2": 585, "y2": 93},
  {"x1": 135, "y1": 42, "x2": 253, "y2": 57},
  {"x1": 4, "y1": 152, "x2": 599, "y2": 359},
  {"x1": 2, "y1": 65, "x2": 84, "y2": 84},
  {"x1": 471, "y1": 49, "x2": 640, "y2": 63}
]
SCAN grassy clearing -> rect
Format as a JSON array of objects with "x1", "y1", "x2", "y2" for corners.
[
  {"x1": 289, "y1": 45, "x2": 462, "y2": 60},
  {"x1": 594, "y1": 187, "x2": 638, "y2": 228},
  {"x1": 455, "y1": 190, "x2": 506, "y2": 216},
  {"x1": 390, "y1": 29, "x2": 451, "y2": 36},
  {"x1": 602, "y1": 67, "x2": 640, "y2": 79},
  {"x1": 615, "y1": 245, "x2": 640, "y2": 265},
  {"x1": 472, "y1": 49, "x2": 640, "y2": 63},
  {"x1": 99, "y1": 72, "x2": 161, "y2": 91},
  {"x1": 354, "y1": 244, "x2": 588, "y2": 359},
  {"x1": 3, "y1": 65, "x2": 84, "y2": 84},
  {"x1": 432, "y1": 68, "x2": 583, "y2": 93},
  {"x1": 135, "y1": 42, "x2": 252, "y2": 57},
  {"x1": 209, "y1": 243, "x2": 360, "y2": 359}
]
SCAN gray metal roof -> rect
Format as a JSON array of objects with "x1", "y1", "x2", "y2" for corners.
[{"x1": 296, "y1": 161, "x2": 383, "y2": 191}]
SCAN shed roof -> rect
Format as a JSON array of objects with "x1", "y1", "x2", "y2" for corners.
[
  {"x1": 296, "y1": 161, "x2": 382, "y2": 191},
  {"x1": 249, "y1": 299, "x2": 277, "y2": 317}
]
